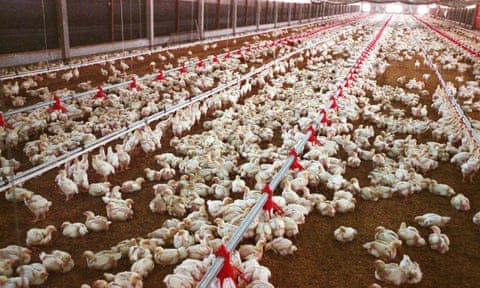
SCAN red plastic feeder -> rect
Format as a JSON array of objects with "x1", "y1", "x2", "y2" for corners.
[
  {"x1": 262, "y1": 185, "x2": 283, "y2": 219},
  {"x1": 50, "y1": 95, "x2": 67, "y2": 112},
  {"x1": 247, "y1": 45, "x2": 252, "y2": 52},
  {"x1": 129, "y1": 77, "x2": 141, "y2": 91},
  {"x1": 94, "y1": 85, "x2": 107, "y2": 99},
  {"x1": 180, "y1": 63, "x2": 187, "y2": 74},
  {"x1": 320, "y1": 108, "x2": 331, "y2": 125},
  {"x1": 213, "y1": 54, "x2": 220, "y2": 63},
  {"x1": 0, "y1": 113, "x2": 12, "y2": 129},
  {"x1": 156, "y1": 70, "x2": 165, "y2": 81},
  {"x1": 330, "y1": 96, "x2": 338, "y2": 109},
  {"x1": 215, "y1": 244, "x2": 249, "y2": 288},
  {"x1": 289, "y1": 149, "x2": 304, "y2": 171},
  {"x1": 224, "y1": 51, "x2": 231, "y2": 59},
  {"x1": 307, "y1": 125, "x2": 321, "y2": 145},
  {"x1": 197, "y1": 59, "x2": 204, "y2": 68}
]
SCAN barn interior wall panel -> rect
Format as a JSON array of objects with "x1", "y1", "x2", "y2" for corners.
[{"x1": 0, "y1": 0, "x2": 58, "y2": 54}]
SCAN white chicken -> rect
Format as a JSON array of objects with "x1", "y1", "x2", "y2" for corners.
[
  {"x1": 39, "y1": 250, "x2": 74, "y2": 273},
  {"x1": 414, "y1": 213, "x2": 451, "y2": 227},
  {"x1": 25, "y1": 225, "x2": 57, "y2": 246},
  {"x1": 61, "y1": 221, "x2": 89, "y2": 238},
  {"x1": 0, "y1": 259, "x2": 14, "y2": 277},
  {"x1": 16, "y1": 263, "x2": 48, "y2": 285},
  {"x1": 334, "y1": 226, "x2": 357, "y2": 242},
  {"x1": 131, "y1": 257, "x2": 155, "y2": 277},
  {"x1": 92, "y1": 155, "x2": 115, "y2": 181},
  {"x1": 153, "y1": 247, "x2": 188, "y2": 265},
  {"x1": 397, "y1": 222, "x2": 426, "y2": 247},
  {"x1": 265, "y1": 237, "x2": 297, "y2": 256},
  {"x1": 399, "y1": 254, "x2": 422, "y2": 284},
  {"x1": 88, "y1": 182, "x2": 111, "y2": 197},
  {"x1": 473, "y1": 211, "x2": 480, "y2": 226},
  {"x1": 450, "y1": 193, "x2": 470, "y2": 211},
  {"x1": 55, "y1": 170, "x2": 79, "y2": 201},
  {"x1": 0, "y1": 245, "x2": 32, "y2": 266},
  {"x1": 82, "y1": 250, "x2": 122, "y2": 270},
  {"x1": 428, "y1": 225, "x2": 450, "y2": 254},
  {"x1": 83, "y1": 211, "x2": 112, "y2": 232},
  {"x1": 120, "y1": 177, "x2": 145, "y2": 193},
  {"x1": 374, "y1": 259, "x2": 408, "y2": 286},
  {"x1": 23, "y1": 194, "x2": 52, "y2": 223},
  {"x1": 363, "y1": 239, "x2": 402, "y2": 260}
]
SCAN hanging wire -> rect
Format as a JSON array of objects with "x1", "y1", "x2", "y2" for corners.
[
  {"x1": 138, "y1": 0, "x2": 142, "y2": 38},
  {"x1": 41, "y1": 0, "x2": 50, "y2": 68}
]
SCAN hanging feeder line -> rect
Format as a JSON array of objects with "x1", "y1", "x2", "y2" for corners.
[
  {"x1": 405, "y1": 16, "x2": 480, "y2": 147},
  {"x1": 413, "y1": 16, "x2": 480, "y2": 58},
  {"x1": 197, "y1": 15, "x2": 392, "y2": 288},
  {"x1": 0, "y1": 19, "x2": 364, "y2": 193},
  {"x1": 0, "y1": 14, "x2": 363, "y2": 81},
  {"x1": 2, "y1": 16, "x2": 365, "y2": 119}
]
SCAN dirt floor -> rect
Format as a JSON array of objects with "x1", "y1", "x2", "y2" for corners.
[{"x1": 1, "y1": 15, "x2": 480, "y2": 288}]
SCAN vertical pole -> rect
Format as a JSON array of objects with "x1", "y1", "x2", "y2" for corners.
[
  {"x1": 244, "y1": 0, "x2": 248, "y2": 26},
  {"x1": 146, "y1": 0, "x2": 154, "y2": 48},
  {"x1": 255, "y1": 0, "x2": 260, "y2": 31},
  {"x1": 56, "y1": 0, "x2": 70, "y2": 60},
  {"x1": 232, "y1": 0, "x2": 237, "y2": 34},
  {"x1": 198, "y1": 0, "x2": 204, "y2": 39},
  {"x1": 321, "y1": 1, "x2": 325, "y2": 18},
  {"x1": 298, "y1": 3, "x2": 302, "y2": 23},
  {"x1": 273, "y1": 0, "x2": 278, "y2": 28}
]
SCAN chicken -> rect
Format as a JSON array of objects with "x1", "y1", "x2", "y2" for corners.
[
  {"x1": 399, "y1": 254, "x2": 422, "y2": 284},
  {"x1": 82, "y1": 250, "x2": 122, "y2": 270},
  {"x1": 374, "y1": 259, "x2": 408, "y2": 286},
  {"x1": 0, "y1": 259, "x2": 14, "y2": 277},
  {"x1": 83, "y1": 211, "x2": 112, "y2": 232},
  {"x1": 0, "y1": 275, "x2": 30, "y2": 287},
  {"x1": 397, "y1": 222, "x2": 426, "y2": 247},
  {"x1": 88, "y1": 182, "x2": 111, "y2": 197},
  {"x1": 363, "y1": 239, "x2": 401, "y2": 260},
  {"x1": 39, "y1": 250, "x2": 74, "y2": 273},
  {"x1": 414, "y1": 213, "x2": 451, "y2": 227},
  {"x1": 450, "y1": 193, "x2": 470, "y2": 211},
  {"x1": 334, "y1": 226, "x2": 357, "y2": 243},
  {"x1": 92, "y1": 155, "x2": 115, "y2": 181},
  {"x1": 120, "y1": 177, "x2": 145, "y2": 193},
  {"x1": 0, "y1": 245, "x2": 32, "y2": 266},
  {"x1": 265, "y1": 237, "x2": 297, "y2": 256},
  {"x1": 25, "y1": 225, "x2": 57, "y2": 246},
  {"x1": 55, "y1": 169, "x2": 79, "y2": 201},
  {"x1": 428, "y1": 225, "x2": 450, "y2": 254},
  {"x1": 16, "y1": 263, "x2": 48, "y2": 285},
  {"x1": 106, "y1": 199, "x2": 134, "y2": 221},
  {"x1": 131, "y1": 257, "x2": 155, "y2": 277},
  {"x1": 61, "y1": 221, "x2": 89, "y2": 238},
  {"x1": 5, "y1": 187, "x2": 33, "y2": 203},
  {"x1": 153, "y1": 247, "x2": 188, "y2": 265},
  {"x1": 473, "y1": 211, "x2": 480, "y2": 226},
  {"x1": 374, "y1": 226, "x2": 400, "y2": 244},
  {"x1": 104, "y1": 271, "x2": 143, "y2": 288},
  {"x1": 24, "y1": 194, "x2": 52, "y2": 223}
]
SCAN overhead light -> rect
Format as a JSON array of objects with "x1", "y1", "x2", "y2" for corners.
[
  {"x1": 362, "y1": 2, "x2": 371, "y2": 13},
  {"x1": 417, "y1": 5, "x2": 428, "y2": 15},
  {"x1": 386, "y1": 3, "x2": 403, "y2": 14}
]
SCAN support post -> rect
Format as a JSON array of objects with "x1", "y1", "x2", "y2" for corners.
[
  {"x1": 232, "y1": 0, "x2": 237, "y2": 35},
  {"x1": 56, "y1": 0, "x2": 70, "y2": 60},
  {"x1": 198, "y1": 0, "x2": 205, "y2": 39},
  {"x1": 146, "y1": 0, "x2": 154, "y2": 48},
  {"x1": 273, "y1": 0, "x2": 278, "y2": 28},
  {"x1": 255, "y1": 0, "x2": 260, "y2": 31}
]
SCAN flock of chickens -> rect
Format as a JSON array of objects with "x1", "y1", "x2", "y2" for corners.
[{"x1": 0, "y1": 12, "x2": 480, "y2": 288}]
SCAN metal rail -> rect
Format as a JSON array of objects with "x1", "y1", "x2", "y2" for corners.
[
  {"x1": 0, "y1": 19, "x2": 361, "y2": 193},
  {"x1": 0, "y1": 15, "x2": 360, "y2": 81},
  {"x1": 406, "y1": 15, "x2": 480, "y2": 147},
  {"x1": 2, "y1": 17, "x2": 361, "y2": 118},
  {"x1": 197, "y1": 15, "x2": 392, "y2": 288},
  {"x1": 412, "y1": 16, "x2": 480, "y2": 58}
]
